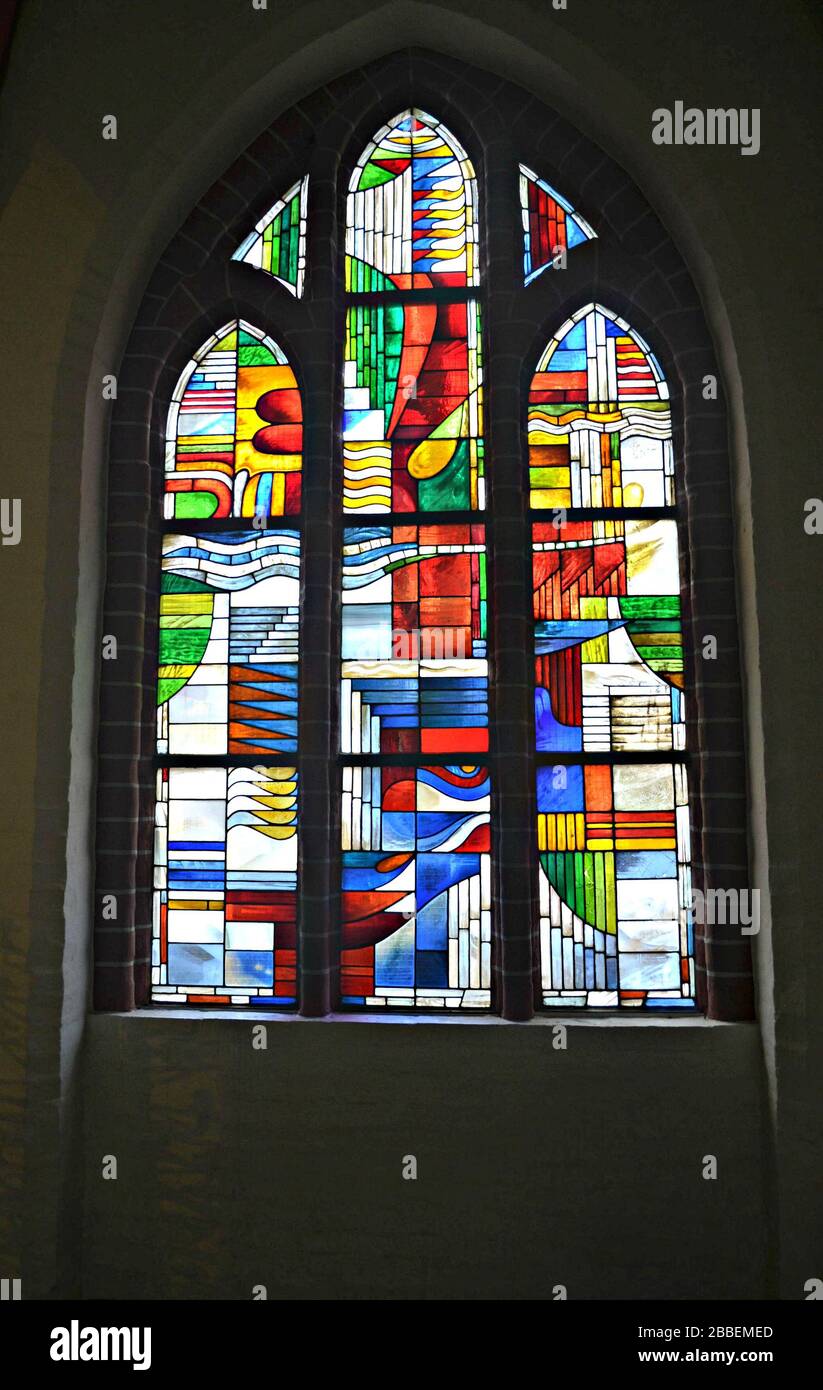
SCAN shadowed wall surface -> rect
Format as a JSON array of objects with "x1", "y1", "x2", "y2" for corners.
[
  {"x1": 84, "y1": 1016, "x2": 768, "y2": 1301},
  {"x1": 0, "y1": 0, "x2": 820, "y2": 1299}
]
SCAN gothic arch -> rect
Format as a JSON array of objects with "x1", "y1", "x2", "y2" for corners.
[{"x1": 94, "y1": 48, "x2": 753, "y2": 1020}]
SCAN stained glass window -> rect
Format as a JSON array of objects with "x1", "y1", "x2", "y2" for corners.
[
  {"x1": 164, "y1": 318, "x2": 302, "y2": 520},
  {"x1": 346, "y1": 109, "x2": 478, "y2": 291},
  {"x1": 232, "y1": 176, "x2": 308, "y2": 297},
  {"x1": 533, "y1": 519, "x2": 684, "y2": 754},
  {"x1": 530, "y1": 303, "x2": 695, "y2": 1009},
  {"x1": 340, "y1": 764, "x2": 492, "y2": 1009},
  {"x1": 136, "y1": 102, "x2": 707, "y2": 1018},
  {"x1": 341, "y1": 524, "x2": 488, "y2": 754},
  {"x1": 520, "y1": 165, "x2": 596, "y2": 284},
  {"x1": 536, "y1": 762, "x2": 691, "y2": 1004},
  {"x1": 153, "y1": 766, "x2": 298, "y2": 1006},
  {"x1": 158, "y1": 529, "x2": 299, "y2": 757},
  {"x1": 343, "y1": 300, "x2": 484, "y2": 511},
  {"x1": 528, "y1": 303, "x2": 670, "y2": 510},
  {"x1": 340, "y1": 113, "x2": 490, "y2": 1009},
  {"x1": 152, "y1": 320, "x2": 301, "y2": 1006}
]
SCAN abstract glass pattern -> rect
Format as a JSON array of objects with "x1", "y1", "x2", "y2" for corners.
[
  {"x1": 537, "y1": 762, "x2": 694, "y2": 1008},
  {"x1": 342, "y1": 525, "x2": 488, "y2": 754},
  {"x1": 533, "y1": 519, "x2": 684, "y2": 753},
  {"x1": 157, "y1": 530, "x2": 299, "y2": 756},
  {"x1": 531, "y1": 303, "x2": 694, "y2": 1010},
  {"x1": 346, "y1": 109, "x2": 478, "y2": 291},
  {"x1": 232, "y1": 176, "x2": 308, "y2": 297},
  {"x1": 343, "y1": 299, "x2": 484, "y2": 511},
  {"x1": 528, "y1": 303, "x2": 672, "y2": 510},
  {"x1": 153, "y1": 765, "x2": 298, "y2": 1006},
  {"x1": 164, "y1": 319, "x2": 302, "y2": 521},
  {"x1": 341, "y1": 764, "x2": 491, "y2": 1008},
  {"x1": 520, "y1": 165, "x2": 596, "y2": 284},
  {"x1": 339, "y1": 114, "x2": 493, "y2": 1011},
  {"x1": 153, "y1": 317, "x2": 302, "y2": 1008}
]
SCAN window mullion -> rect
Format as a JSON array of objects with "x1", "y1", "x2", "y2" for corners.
[
  {"x1": 485, "y1": 149, "x2": 539, "y2": 1020},
  {"x1": 297, "y1": 158, "x2": 343, "y2": 1017}
]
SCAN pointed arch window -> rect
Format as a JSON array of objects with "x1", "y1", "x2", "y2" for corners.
[
  {"x1": 345, "y1": 108, "x2": 478, "y2": 291},
  {"x1": 530, "y1": 304, "x2": 693, "y2": 1009},
  {"x1": 340, "y1": 110, "x2": 490, "y2": 1009},
  {"x1": 96, "y1": 55, "x2": 752, "y2": 1021},
  {"x1": 152, "y1": 319, "x2": 302, "y2": 1006}
]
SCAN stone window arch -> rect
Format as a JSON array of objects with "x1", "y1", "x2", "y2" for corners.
[{"x1": 95, "y1": 51, "x2": 752, "y2": 1021}]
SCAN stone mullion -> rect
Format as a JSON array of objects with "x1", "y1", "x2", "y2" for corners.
[
  {"x1": 484, "y1": 142, "x2": 539, "y2": 1020},
  {"x1": 297, "y1": 137, "x2": 343, "y2": 1016}
]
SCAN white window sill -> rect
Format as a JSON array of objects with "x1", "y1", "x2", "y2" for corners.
[{"x1": 94, "y1": 1007, "x2": 749, "y2": 1029}]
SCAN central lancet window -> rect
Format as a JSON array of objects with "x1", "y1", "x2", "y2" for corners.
[
  {"x1": 145, "y1": 102, "x2": 701, "y2": 1014},
  {"x1": 339, "y1": 110, "x2": 491, "y2": 1009}
]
